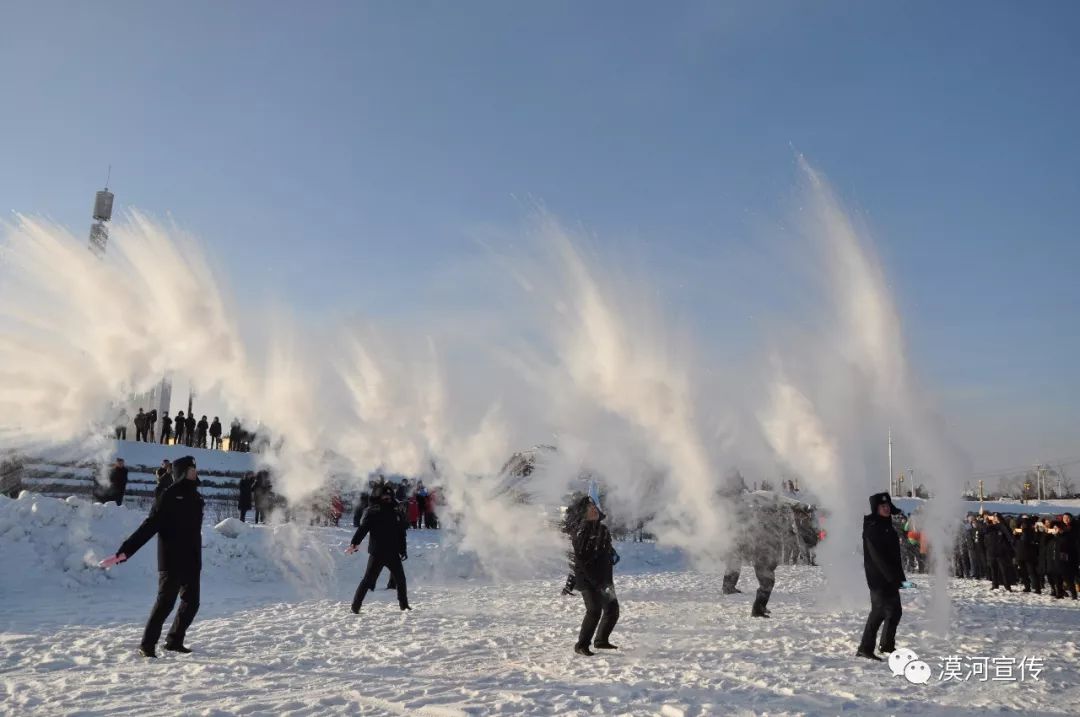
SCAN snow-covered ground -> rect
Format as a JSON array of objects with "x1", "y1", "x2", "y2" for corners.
[{"x1": 1, "y1": 492, "x2": 1077, "y2": 716}]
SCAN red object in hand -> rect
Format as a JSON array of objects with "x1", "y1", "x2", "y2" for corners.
[{"x1": 99, "y1": 553, "x2": 127, "y2": 569}]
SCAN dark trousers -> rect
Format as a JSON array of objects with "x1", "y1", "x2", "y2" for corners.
[
  {"x1": 1052, "y1": 571, "x2": 1078, "y2": 599},
  {"x1": 955, "y1": 549, "x2": 971, "y2": 578},
  {"x1": 115, "y1": 427, "x2": 127, "y2": 440},
  {"x1": 966, "y1": 547, "x2": 983, "y2": 578},
  {"x1": 211, "y1": 436, "x2": 221, "y2": 450},
  {"x1": 752, "y1": 560, "x2": 777, "y2": 615},
  {"x1": 135, "y1": 428, "x2": 147, "y2": 442},
  {"x1": 1020, "y1": 559, "x2": 1042, "y2": 592},
  {"x1": 352, "y1": 555, "x2": 408, "y2": 610},
  {"x1": 970, "y1": 548, "x2": 986, "y2": 579},
  {"x1": 990, "y1": 557, "x2": 1013, "y2": 589},
  {"x1": 859, "y1": 588, "x2": 902, "y2": 653},
  {"x1": 160, "y1": 428, "x2": 171, "y2": 444},
  {"x1": 722, "y1": 564, "x2": 741, "y2": 594},
  {"x1": 239, "y1": 508, "x2": 249, "y2": 522},
  {"x1": 577, "y1": 585, "x2": 619, "y2": 648},
  {"x1": 142, "y1": 571, "x2": 200, "y2": 648}
]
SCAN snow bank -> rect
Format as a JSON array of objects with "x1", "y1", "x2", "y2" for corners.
[
  {"x1": 0, "y1": 493, "x2": 685, "y2": 608},
  {"x1": 111, "y1": 440, "x2": 255, "y2": 473},
  {"x1": 0, "y1": 493, "x2": 334, "y2": 597}
]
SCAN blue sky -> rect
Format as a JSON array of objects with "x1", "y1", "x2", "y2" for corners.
[{"x1": 2, "y1": 1, "x2": 1077, "y2": 474}]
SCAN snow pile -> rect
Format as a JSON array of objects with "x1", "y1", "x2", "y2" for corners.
[
  {"x1": 0, "y1": 493, "x2": 336, "y2": 596},
  {"x1": 0, "y1": 492, "x2": 129, "y2": 588},
  {"x1": 0, "y1": 492, "x2": 686, "y2": 606}
]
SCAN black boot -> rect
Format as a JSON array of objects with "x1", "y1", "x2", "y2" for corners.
[
  {"x1": 856, "y1": 649, "x2": 882, "y2": 661},
  {"x1": 722, "y1": 587, "x2": 742, "y2": 595},
  {"x1": 139, "y1": 645, "x2": 157, "y2": 658},
  {"x1": 593, "y1": 642, "x2": 618, "y2": 650},
  {"x1": 163, "y1": 643, "x2": 192, "y2": 654},
  {"x1": 574, "y1": 644, "x2": 594, "y2": 657}
]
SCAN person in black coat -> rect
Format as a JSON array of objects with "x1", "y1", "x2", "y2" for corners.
[
  {"x1": 1015, "y1": 516, "x2": 1042, "y2": 593},
  {"x1": 104, "y1": 456, "x2": 204, "y2": 658},
  {"x1": 857, "y1": 492, "x2": 906, "y2": 661},
  {"x1": 964, "y1": 515, "x2": 986, "y2": 580},
  {"x1": 209, "y1": 418, "x2": 223, "y2": 450},
  {"x1": 196, "y1": 416, "x2": 209, "y2": 448},
  {"x1": 106, "y1": 458, "x2": 129, "y2": 506},
  {"x1": 1038, "y1": 518, "x2": 1055, "y2": 591},
  {"x1": 1049, "y1": 520, "x2": 1078, "y2": 600},
  {"x1": 564, "y1": 494, "x2": 620, "y2": 656},
  {"x1": 174, "y1": 411, "x2": 186, "y2": 446},
  {"x1": 1063, "y1": 514, "x2": 1080, "y2": 596},
  {"x1": 229, "y1": 419, "x2": 241, "y2": 451},
  {"x1": 185, "y1": 414, "x2": 197, "y2": 447},
  {"x1": 159, "y1": 413, "x2": 173, "y2": 445},
  {"x1": 984, "y1": 513, "x2": 1015, "y2": 591},
  {"x1": 345, "y1": 485, "x2": 410, "y2": 613},
  {"x1": 237, "y1": 473, "x2": 254, "y2": 522},
  {"x1": 154, "y1": 459, "x2": 173, "y2": 499},
  {"x1": 133, "y1": 409, "x2": 149, "y2": 443}
]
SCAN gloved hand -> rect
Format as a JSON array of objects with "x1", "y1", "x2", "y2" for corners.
[
  {"x1": 344, "y1": 544, "x2": 359, "y2": 555},
  {"x1": 400, "y1": 552, "x2": 408, "y2": 561},
  {"x1": 99, "y1": 553, "x2": 127, "y2": 569}
]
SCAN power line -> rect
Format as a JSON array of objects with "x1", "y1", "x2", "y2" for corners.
[{"x1": 969, "y1": 457, "x2": 1080, "y2": 480}]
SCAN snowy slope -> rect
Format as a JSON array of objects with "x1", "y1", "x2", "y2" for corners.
[
  {"x1": 15, "y1": 440, "x2": 256, "y2": 504},
  {"x1": 1, "y1": 493, "x2": 1078, "y2": 716}
]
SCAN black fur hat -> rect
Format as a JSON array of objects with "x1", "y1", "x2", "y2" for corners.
[
  {"x1": 172, "y1": 455, "x2": 196, "y2": 482},
  {"x1": 868, "y1": 492, "x2": 899, "y2": 513}
]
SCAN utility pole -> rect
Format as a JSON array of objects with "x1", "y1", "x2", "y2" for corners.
[
  {"x1": 907, "y1": 468, "x2": 914, "y2": 498},
  {"x1": 888, "y1": 428, "x2": 894, "y2": 494}
]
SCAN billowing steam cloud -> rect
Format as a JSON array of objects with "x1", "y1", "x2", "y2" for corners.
[
  {"x1": 0, "y1": 161, "x2": 967, "y2": 604},
  {"x1": 759, "y1": 158, "x2": 966, "y2": 623}
]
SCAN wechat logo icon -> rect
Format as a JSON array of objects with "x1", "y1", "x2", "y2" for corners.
[{"x1": 888, "y1": 648, "x2": 932, "y2": 685}]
